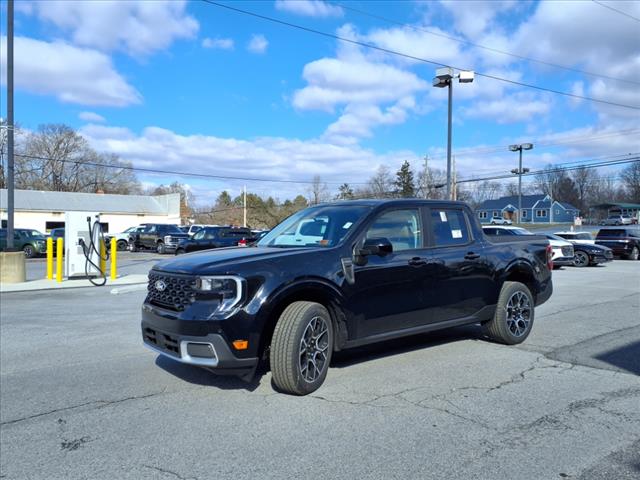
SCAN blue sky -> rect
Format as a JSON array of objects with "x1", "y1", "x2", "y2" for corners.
[{"x1": 1, "y1": 0, "x2": 639, "y2": 203}]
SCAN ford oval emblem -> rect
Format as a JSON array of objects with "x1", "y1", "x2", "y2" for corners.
[{"x1": 155, "y1": 280, "x2": 167, "y2": 292}]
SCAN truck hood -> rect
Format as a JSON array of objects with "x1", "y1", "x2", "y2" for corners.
[{"x1": 152, "y1": 246, "x2": 324, "y2": 274}]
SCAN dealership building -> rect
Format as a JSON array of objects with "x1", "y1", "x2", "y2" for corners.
[{"x1": 0, "y1": 189, "x2": 181, "y2": 234}]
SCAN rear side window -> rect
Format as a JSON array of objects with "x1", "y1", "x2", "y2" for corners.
[
  {"x1": 597, "y1": 229, "x2": 625, "y2": 238},
  {"x1": 430, "y1": 209, "x2": 470, "y2": 246}
]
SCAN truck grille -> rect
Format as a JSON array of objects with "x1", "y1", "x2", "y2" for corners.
[
  {"x1": 561, "y1": 246, "x2": 574, "y2": 257},
  {"x1": 143, "y1": 327, "x2": 180, "y2": 356},
  {"x1": 146, "y1": 272, "x2": 196, "y2": 311}
]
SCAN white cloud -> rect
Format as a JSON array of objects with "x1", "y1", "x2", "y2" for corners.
[
  {"x1": 247, "y1": 34, "x2": 269, "y2": 54},
  {"x1": 202, "y1": 37, "x2": 234, "y2": 50},
  {"x1": 462, "y1": 92, "x2": 552, "y2": 124},
  {"x1": 439, "y1": 0, "x2": 518, "y2": 40},
  {"x1": 24, "y1": 0, "x2": 198, "y2": 56},
  {"x1": 79, "y1": 124, "x2": 420, "y2": 200},
  {"x1": 78, "y1": 111, "x2": 106, "y2": 123},
  {"x1": 274, "y1": 0, "x2": 343, "y2": 18},
  {"x1": 0, "y1": 36, "x2": 141, "y2": 107}
]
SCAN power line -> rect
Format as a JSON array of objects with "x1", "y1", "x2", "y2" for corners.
[
  {"x1": 332, "y1": 1, "x2": 640, "y2": 86},
  {"x1": 202, "y1": 0, "x2": 640, "y2": 111},
  {"x1": 13, "y1": 152, "x2": 370, "y2": 186},
  {"x1": 591, "y1": 0, "x2": 640, "y2": 22}
]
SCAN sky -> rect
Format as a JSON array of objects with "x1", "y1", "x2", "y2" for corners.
[{"x1": 1, "y1": 0, "x2": 639, "y2": 204}]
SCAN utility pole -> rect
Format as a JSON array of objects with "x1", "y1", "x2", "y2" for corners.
[
  {"x1": 423, "y1": 154, "x2": 429, "y2": 199},
  {"x1": 6, "y1": 0, "x2": 15, "y2": 249},
  {"x1": 243, "y1": 185, "x2": 247, "y2": 228},
  {"x1": 452, "y1": 155, "x2": 457, "y2": 201},
  {"x1": 509, "y1": 143, "x2": 533, "y2": 225}
]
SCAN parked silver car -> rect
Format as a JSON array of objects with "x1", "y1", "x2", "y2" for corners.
[
  {"x1": 490, "y1": 216, "x2": 513, "y2": 225},
  {"x1": 600, "y1": 215, "x2": 633, "y2": 226}
]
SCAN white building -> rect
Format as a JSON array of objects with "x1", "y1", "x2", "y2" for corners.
[{"x1": 0, "y1": 189, "x2": 181, "y2": 234}]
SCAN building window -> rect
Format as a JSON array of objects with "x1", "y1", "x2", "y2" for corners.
[
  {"x1": 493, "y1": 210, "x2": 499, "y2": 217},
  {"x1": 521, "y1": 210, "x2": 527, "y2": 218},
  {"x1": 535, "y1": 210, "x2": 547, "y2": 218},
  {"x1": 478, "y1": 211, "x2": 488, "y2": 219}
]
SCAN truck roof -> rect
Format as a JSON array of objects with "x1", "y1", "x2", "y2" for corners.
[{"x1": 322, "y1": 199, "x2": 469, "y2": 207}]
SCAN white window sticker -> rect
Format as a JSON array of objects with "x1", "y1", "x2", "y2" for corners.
[
  {"x1": 451, "y1": 229, "x2": 463, "y2": 239},
  {"x1": 439, "y1": 211, "x2": 447, "y2": 222},
  {"x1": 342, "y1": 222, "x2": 353, "y2": 229}
]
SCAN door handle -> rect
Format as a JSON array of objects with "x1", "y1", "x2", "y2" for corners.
[
  {"x1": 465, "y1": 252, "x2": 481, "y2": 260},
  {"x1": 408, "y1": 257, "x2": 427, "y2": 267}
]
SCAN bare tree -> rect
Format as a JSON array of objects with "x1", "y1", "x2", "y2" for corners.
[
  {"x1": 620, "y1": 162, "x2": 640, "y2": 202},
  {"x1": 416, "y1": 166, "x2": 447, "y2": 199},
  {"x1": 367, "y1": 165, "x2": 394, "y2": 198},
  {"x1": 571, "y1": 166, "x2": 599, "y2": 212},
  {"x1": 465, "y1": 180, "x2": 503, "y2": 208},
  {"x1": 308, "y1": 175, "x2": 329, "y2": 205}
]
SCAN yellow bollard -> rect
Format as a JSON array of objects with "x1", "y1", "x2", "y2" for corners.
[
  {"x1": 110, "y1": 237, "x2": 117, "y2": 281},
  {"x1": 100, "y1": 239, "x2": 106, "y2": 274},
  {"x1": 56, "y1": 238, "x2": 64, "y2": 283},
  {"x1": 46, "y1": 237, "x2": 53, "y2": 280}
]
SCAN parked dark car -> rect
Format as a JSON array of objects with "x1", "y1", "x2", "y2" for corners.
[
  {"x1": 0, "y1": 228, "x2": 47, "y2": 258},
  {"x1": 128, "y1": 224, "x2": 189, "y2": 254},
  {"x1": 595, "y1": 228, "x2": 640, "y2": 260},
  {"x1": 49, "y1": 228, "x2": 65, "y2": 241},
  {"x1": 141, "y1": 200, "x2": 553, "y2": 395},
  {"x1": 175, "y1": 227, "x2": 256, "y2": 254},
  {"x1": 554, "y1": 232, "x2": 613, "y2": 267}
]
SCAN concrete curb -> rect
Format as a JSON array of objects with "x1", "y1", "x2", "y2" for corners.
[
  {"x1": 0, "y1": 274, "x2": 148, "y2": 293},
  {"x1": 110, "y1": 284, "x2": 148, "y2": 295}
]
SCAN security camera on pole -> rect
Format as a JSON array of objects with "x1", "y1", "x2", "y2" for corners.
[
  {"x1": 509, "y1": 143, "x2": 533, "y2": 224},
  {"x1": 433, "y1": 68, "x2": 474, "y2": 200}
]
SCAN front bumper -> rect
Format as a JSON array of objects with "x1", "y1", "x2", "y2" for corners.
[
  {"x1": 552, "y1": 256, "x2": 574, "y2": 266},
  {"x1": 141, "y1": 305, "x2": 259, "y2": 380}
]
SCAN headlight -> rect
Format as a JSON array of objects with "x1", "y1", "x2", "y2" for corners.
[{"x1": 194, "y1": 275, "x2": 245, "y2": 314}]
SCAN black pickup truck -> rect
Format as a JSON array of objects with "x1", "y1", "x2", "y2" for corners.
[
  {"x1": 129, "y1": 223, "x2": 189, "y2": 254},
  {"x1": 141, "y1": 200, "x2": 553, "y2": 395},
  {"x1": 175, "y1": 226, "x2": 256, "y2": 254}
]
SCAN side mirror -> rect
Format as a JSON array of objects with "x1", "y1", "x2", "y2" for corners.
[{"x1": 361, "y1": 238, "x2": 393, "y2": 257}]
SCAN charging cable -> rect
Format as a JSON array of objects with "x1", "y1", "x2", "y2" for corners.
[{"x1": 79, "y1": 216, "x2": 110, "y2": 286}]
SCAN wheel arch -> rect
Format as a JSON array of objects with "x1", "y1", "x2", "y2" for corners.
[
  {"x1": 501, "y1": 261, "x2": 538, "y2": 300},
  {"x1": 256, "y1": 280, "x2": 347, "y2": 360}
]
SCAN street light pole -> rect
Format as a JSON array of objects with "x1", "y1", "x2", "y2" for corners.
[
  {"x1": 6, "y1": 0, "x2": 15, "y2": 249},
  {"x1": 509, "y1": 143, "x2": 533, "y2": 225},
  {"x1": 433, "y1": 68, "x2": 474, "y2": 200}
]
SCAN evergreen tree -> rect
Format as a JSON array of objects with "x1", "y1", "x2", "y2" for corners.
[
  {"x1": 394, "y1": 161, "x2": 415, "y2": 198},
  {"x1": 336, "y1": 183, "x2": 354, "y2": 200}
]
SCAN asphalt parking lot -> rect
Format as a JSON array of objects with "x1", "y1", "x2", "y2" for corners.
[{"x1": 1, "y1": 261, "x2": 639, "y2": 479}]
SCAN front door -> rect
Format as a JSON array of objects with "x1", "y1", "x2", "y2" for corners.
[{"x1": 346, "y1": 208, "x2": 431, "y2": 338}]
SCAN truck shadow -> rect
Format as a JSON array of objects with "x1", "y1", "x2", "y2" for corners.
[
  {"x1": 154, "y1": 356, "x2": 264, "y2": 392},
  {"x1": 331, "y1": 324, "x2": 484, "y2": 369}
]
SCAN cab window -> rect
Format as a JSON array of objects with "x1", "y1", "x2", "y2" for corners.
[
  {"x1": 430, "y1": 209, "x2": 470, "y2": 246},
  {"x1": 364, "y1": 209, "x2": 422, "y2": 252}
]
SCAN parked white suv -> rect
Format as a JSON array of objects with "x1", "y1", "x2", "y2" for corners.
[{"x1": 490, "y1": 216, "x2": 512, "y2": 225}]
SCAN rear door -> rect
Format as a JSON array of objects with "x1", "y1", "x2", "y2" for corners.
[{"x1": 424, "y1": 207, "x2": 496, "y2": 323}]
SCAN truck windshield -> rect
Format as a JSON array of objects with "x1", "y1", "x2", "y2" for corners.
[{"x1": 258, "y1": 205, "x2": 370, "y2": 248}]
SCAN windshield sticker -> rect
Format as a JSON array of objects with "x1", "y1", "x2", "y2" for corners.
[
  {"x1": 452, "y1": 229, "x2": 463, "y2": 239},
  {"x1": 440, "y1": 211, "x2": 447, "y2": 222},
  {"x1": 342, "y1": 222, "x2": 353, "y2": 229}
]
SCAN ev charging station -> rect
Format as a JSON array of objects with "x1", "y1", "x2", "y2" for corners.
[{"x1": 64, "y1": 211, "x2": 105, "y2": 280}]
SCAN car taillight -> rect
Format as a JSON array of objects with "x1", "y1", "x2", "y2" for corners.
[{"x1": 546, "y1": 244, "x2": 553, "y2": 271}]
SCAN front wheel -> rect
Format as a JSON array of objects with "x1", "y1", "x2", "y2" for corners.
[
  {"x1": 117, "y1": 240, "x2": 128, "y2": 251},
  {"x1": 270, "y1": 301, "x2": 333, "y2": 395},
  {"x1": 23, "y1": 244, "x2": 35, "y2": 258},
  {"x1": 156, "y1": 241, "x2": 165, "y2": 254},
  {"x1": 626, "y1": 246, "x2": 639, "y2": 260},
  {"x1": 573, "y1": 250, "x2": 590, "y2": 267},
  {"x1": 483, "y1": 281, "x2": 534, "y2": 345}
]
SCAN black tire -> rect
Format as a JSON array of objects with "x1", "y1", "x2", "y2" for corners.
[
  {"x1": 573, "y1": 250, "x2": 590, "y2": 267},
  {"x1": 270, "y1": 301, "x2": 333, "y2": 396},
  {"x1": 23, "y1": 244, "x2": 35, "y2": 259},
  {"x1": 175, "y1": 248, "x2": 185, "y2": 255},
  {"x1": 627, "y1": 246, "x2": 639, "y2": 260},
  {"x1": 483, "y1": 281, "x2": 534, "y2": 345},
  {"x1": 129, "y1": 242, "x2": 137, "y2": 252},
  {"x1": 117, "y1": 240, "x2": 128, "y2": 251},
  {"x1": 156, "y1": 241, "x2": 165, "y2": 254}
]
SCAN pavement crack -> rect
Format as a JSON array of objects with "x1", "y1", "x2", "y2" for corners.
[
  {"x1": 1, "y1": 390, "x2": 167, "y2": 426},
  {"x1": 143, "y1": 465, "x2": 198, "y2": 480}
]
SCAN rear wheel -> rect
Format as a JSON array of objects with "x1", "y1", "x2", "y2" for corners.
[
  {"x1": 483, "y1": 281, "x2": 534, "y2": 345},
  {"x1": 129, "y1": 242, "x2": 137, "y2": 252},
  {"x1": 22, "y1": 244, "x2": 35, "y2": 258},
  {"x1": 117, "y1": 240, "x2": 128, "y2": 251},
  {"x1": 573, "y1": 250, "x2": 590, "y2": 267},
  {"x1": 270, "y1": 301, "x2": 333, "y2": 395},
  {"x1": 626, "y1": 246, "x2": 639, "y2": 260},
  {"x1": 175, "y1": 248, "x2": 185, "y2": 255}
]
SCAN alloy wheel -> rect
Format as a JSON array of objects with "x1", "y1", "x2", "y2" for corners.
[
  {"x1": 505, "y1": 291, "x2": 531, "y2": 337},
  {"x1": 574, "y1": 251, "x2": 589, "y2": 267},
  {"x1": 299, "y1": 316, "x2": 329, "y2": 383},
  {"x1": 23, "y1": 245, "x2": 34, "y2": 258}
]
